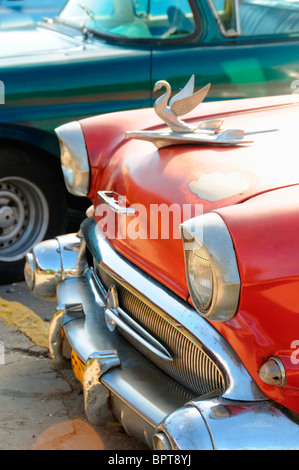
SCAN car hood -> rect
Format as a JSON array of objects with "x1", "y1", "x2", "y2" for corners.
[
  {"x1": 0, "y1": 23, "x2": 86, "y2": 60},
  {"x1": 86, "y1": 95, "x2": 299, "y2": 298}
]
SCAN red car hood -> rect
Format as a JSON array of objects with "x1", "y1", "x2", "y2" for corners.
[{"x1": 83, "y1": 95, "x2": 299, "y2": 299}]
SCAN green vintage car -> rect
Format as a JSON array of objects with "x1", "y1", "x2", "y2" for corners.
[{"x1": 1, "y1": 0, "x2": 299, "y2": 283}]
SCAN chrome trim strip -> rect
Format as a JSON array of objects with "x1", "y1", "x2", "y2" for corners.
[
  {"x1": 81, "y1": 217, "x2": 265, "y2": 402},
  {"x1": 105, "y1": 306, "x2": 173, "y2": 362},
  {"x1": 86, "y1": 266, "x2": 173, "y2": 361},
  {"x1": 85, "y1": 266, "x2": 106, "y2": 307}
]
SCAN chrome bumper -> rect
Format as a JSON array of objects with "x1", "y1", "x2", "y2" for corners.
[
  {"x1": 24, "y1": 219, "x2": 299, "y2": 450},
  {"x1": 53, "y1": 277, "x2": 196, "y2": 448}
]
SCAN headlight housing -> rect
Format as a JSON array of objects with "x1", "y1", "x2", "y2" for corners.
[
  {"x1": 55, "y1": 121, "x2": 90, "y2": 197},
  {"x1": 181, "y1": 212, "x2": 240, "y2": 322}
]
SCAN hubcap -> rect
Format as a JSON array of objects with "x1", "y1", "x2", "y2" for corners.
[{"x1": 0, "y1": 177, "x2": 49, "y2": 262}]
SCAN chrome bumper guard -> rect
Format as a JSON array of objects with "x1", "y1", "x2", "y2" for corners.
[
  {"x1": 25, "y1": 219, "x2": 299, "y2": 450},
  {"x1": 52, "y1": 277, "x2": 197, "y2": 448}
]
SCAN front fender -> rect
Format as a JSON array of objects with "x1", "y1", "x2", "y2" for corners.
[
  {"x1": 0, "y1": 123, "x2": 60, "y2": 158},
  {"x1": 213, "y1": 185, "x2": 299, "y2": 415}
]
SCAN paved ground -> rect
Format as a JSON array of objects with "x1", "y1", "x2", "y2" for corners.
[
  {"x1": 0, "y1": 211, "x2": 150, "y2": 450},
  {"x1": 0, "y1": 281, "x2": 54, "y2": 322},
  {"x1": 0, "y1": 283, "x2": 148, "y2": 450}
]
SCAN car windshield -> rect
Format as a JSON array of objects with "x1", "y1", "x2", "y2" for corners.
[
  {"x1": 210, "y1": 0, "x2": 299, "y2": 36},
  {"x1": 56, "y1": 0, "x2": 196, "y2": 40}
]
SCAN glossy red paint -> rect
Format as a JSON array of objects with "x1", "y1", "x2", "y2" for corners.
[{"x1": 80, "y1": 94, "x2": 299, "y2": 413}]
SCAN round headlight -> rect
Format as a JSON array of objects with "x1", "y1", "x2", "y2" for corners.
[
  {"x1": 188, "y1": 241, "x2": 213, "y2": 312},
  {"x1": 181, "y1": 212, "x2": 241, "y2": 322}
]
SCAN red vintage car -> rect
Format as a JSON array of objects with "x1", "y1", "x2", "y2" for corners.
[{"x1": 24, "y1": 80, "x2": 299, "y2": 450}]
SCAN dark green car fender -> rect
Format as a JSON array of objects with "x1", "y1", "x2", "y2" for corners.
[{"x1": 0, "y1": 123, "x2": 60, "y2": 159}]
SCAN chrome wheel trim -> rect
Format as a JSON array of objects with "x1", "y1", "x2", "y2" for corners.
[{"x1": 0, "y1": 177, "x2": 49, "y2": 262}]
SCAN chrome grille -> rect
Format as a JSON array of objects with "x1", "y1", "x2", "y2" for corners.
[{"x1": 97, "y1": 265, "x2": 225, "y2": 398}]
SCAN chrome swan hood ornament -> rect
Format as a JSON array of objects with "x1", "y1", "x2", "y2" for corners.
[
  {"x1": 153, "y1": 75, "x2": 220, "y2": 133},
  {"x1": 126, "y1": 75, "x2": 259, "y2": 148}
]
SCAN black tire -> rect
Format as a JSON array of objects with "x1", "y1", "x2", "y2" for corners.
[{"x1": 0, "y1": 147, "x2": 68, "y2": 284}]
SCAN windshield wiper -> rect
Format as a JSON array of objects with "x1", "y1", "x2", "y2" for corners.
[
  {"x1": 49, "y1": 16, "x2": 94, "y2": 38},
  {"x1": 79, "y1": 3, "x2": 96, "y2": 21}
]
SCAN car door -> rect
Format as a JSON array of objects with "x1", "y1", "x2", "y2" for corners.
[{"x1": 150, "y1": 0, "x2": 299, "y2": 101}]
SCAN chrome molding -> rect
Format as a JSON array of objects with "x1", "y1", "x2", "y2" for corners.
[
  {"x1": 85, "y1": 265, "x2": 106, "y2": 307},
  {"x1": 105, "y1": 307, "x2": 173, "y2": 362},
  {"x1": 86, "y1": 266, "x2": 173, "y2": 361},
  {"x1": 81, "y1": 217, "x2": 264, "y2": 402}
]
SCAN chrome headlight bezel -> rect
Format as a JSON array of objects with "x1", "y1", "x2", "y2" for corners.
[
  {"x1": 180, "y1": 212, "x2": 240, "y2": 322},
  {"x1": 55, "y1": 121, "x2": 90, "y2": 197}
]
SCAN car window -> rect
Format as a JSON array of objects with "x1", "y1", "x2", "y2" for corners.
[
  {"x1": 57, "y1": 0, "x2": 197, "y2": 40},
  {"x1": 210, "y1": 0, "x2": 299, "y2": 37},
  {"x1": 208, "y1": 0, "x2": 240, "y2": 36}
]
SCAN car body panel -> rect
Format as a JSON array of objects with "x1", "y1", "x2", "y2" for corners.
[
  {"x1": 0, "y1": 0, "x2": 63, "y2": 25},
  {"x1": 1, "y1": 0, "x2": 299, "y2": 157},
  {"x1": 151, "y1": 40, "x2": 299, "y2": 101},
  {"x1": 0, "y1": 24, "x2": 151, "y2": 151},
  {"x1": 83, "y1": 95, "x2": 299, "y2": 298},
  {"x1": 152, "y1": 0, "x2": 299, "y2": 100},
  {"x1": 216, "y1": 186, "x2": 299, "y2": 415},
  {"x1": 0, "y1": 24, "x2": 82, "y2": 58},
  {"x1": 75, "y1": 94, "x2": 299, "y2": 413}
]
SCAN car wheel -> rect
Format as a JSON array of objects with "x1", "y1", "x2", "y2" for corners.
[{"x1": 0, "y1": 147, "x2": 68, "y2": 284}]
